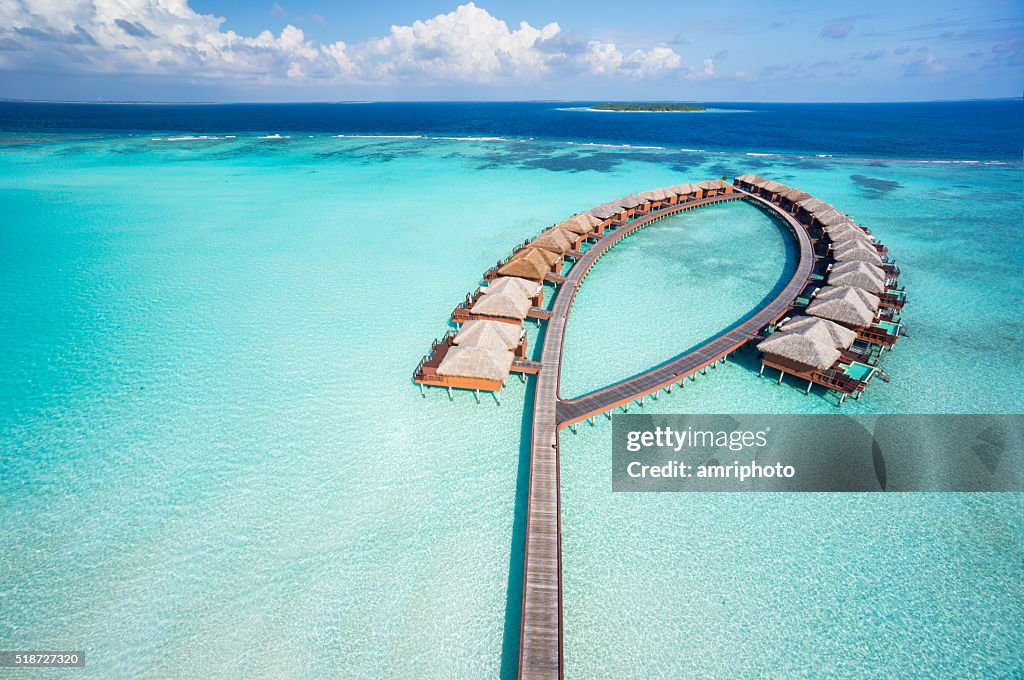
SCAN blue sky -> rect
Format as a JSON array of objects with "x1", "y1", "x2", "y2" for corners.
[{"x1": 0, "y1": 0, "x2": 1020, "y2": 102}]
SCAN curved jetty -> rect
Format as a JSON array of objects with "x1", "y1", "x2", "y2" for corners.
[{"x1": 413, "y1": 174, "x2": 906, "y2": 679}]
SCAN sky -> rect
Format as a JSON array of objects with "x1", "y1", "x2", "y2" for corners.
[{"x1": 0, "y1": 0, "x2": 1020, "y2": 102}]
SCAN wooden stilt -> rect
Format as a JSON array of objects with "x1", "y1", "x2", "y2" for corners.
[
  {"x1": 447, "y1": 386, "x2": 453, "y2": 401},
  {"x1": 759, "y1": 362, "x2": 765, "y2": 377},
  {"x1": 420, "y1": 383, "x2": 424, "y2": 397},
  {"x1": 474, "y1": 389, "x2": 480, "y2": 404},
  {"x1": 777, "y1": 370, "x2": 785, "y2": 385},
  {"x1": 806, "y1": 381, "x2": 813, "y2": 395}
]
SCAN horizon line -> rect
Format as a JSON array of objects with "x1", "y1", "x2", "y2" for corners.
[{"x1": 1, "y1": 96, "x2": 1020, "y2": 106}]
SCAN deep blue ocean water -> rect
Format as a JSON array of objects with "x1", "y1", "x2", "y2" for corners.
[{"x1": 1, "y1": 99, "x2": 1021, "y2": 159}]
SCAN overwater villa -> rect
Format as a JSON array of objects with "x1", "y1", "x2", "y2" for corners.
[
  {"x1": 667, "y1": 182, "x2": 702, "y2": 202},
  {"x1": 416, "y1": 173, "x2": 905, "y2": 407},
  {"x1": 615, "y1": 193, "x2": 648, "y2": 217},
  {"x1": 639, "y1": 187, "x2": 673, "y2": 209},
  {"x1": 585, "y1": 202, "x2": 627, "y2": 231},
  {"x1": 757, "y1": 315, "x2": 877, "y2": 403},
  {"x1": 730, "y1": 173, "x2": 906, "y2": 395},
  {"x1": 556, "y1": 213, "x2": 603, "y2": 240}
]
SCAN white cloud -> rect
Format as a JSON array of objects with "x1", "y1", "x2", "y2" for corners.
[
  {"x1": 581, "y1": 40, "x2": 624, "y2": 76},
  {"x1": 357, "y1": 3, "x2": 561, "y2": 82},
  {"x1": 0, "y1": 1, "x2": 696, "y2": 85},
  {"x1": 624, "y1": 46, "x2": 683, "y2": 77}
]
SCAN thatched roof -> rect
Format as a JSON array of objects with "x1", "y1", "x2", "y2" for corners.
[
  {"x1": 521, "y1": 246, "x2": 560, "y2": 266},
  {"x1": 498, "y1": 249, "x2": 551, "y2": 280},
  {"x1": 586, "y1": 202, "x2": 622, "y2": 219},
  {"x1": 639, "y1": 187, "x2": 670, "y2": 201},
  {"x1": 815, "y1": 284, "x2": 880, "y2": 311},
  {"x1": 454, "y1": 319, "x2": 523, "y2": 351},
  {"x1": 437, "y1": 346, "x2": 515, "y2": 381},
  {"x1": 827, "y1": 269, "x2": 885, "y2": 293},
  {"x1": 735, "y1": 173, "x2": 765, "y2": 184},
  {"x1": 780, "y1": 187, "x2": 812, "y2": 202},
  {"x1": 485, "y1": 275, "x2": 542, "y2": 298},
  {"x1": 828, "y1": 226, "x2": 872, "y2": 244},
  {"x1": 778, "y1": 315, "x2": 857, "y2": 349},
  {"x1": 797, "y1": 197, "x2": 832, "y2": 214},
  {"x1": 832, "y1": 240, "x2": 883, "y2": 265},
  {"x1": 814, "y1": 209, "x2": 850, "y2": 226},
  {"x1": 470, "y1": 291, "x2": 531, "y2": 320},
  {"x1": 762, "y1": 180, "x2": 788, "y2": 193},
  {"x1": 824, "y1": 220, "x2": 867, "y2": 235},
  {"x1": 557, "y1": 213, "x2": 598, "y2": 235},
  {"x1": 577, "y1": 212, "x2": 603, "y2": 227},
  {"x1": 529, "y1": 228, "x2": 572, "y2": 254},
  {"x1": 830, "y1": 260, "x2": 885, "y2": 281},
  {"x1": 667, "y1": 182, "x2": 698, "y2": 196},
  {"x1": 757, "y1": 332, "x2": 840, "y2": 371},
  {"x1": 616, "y1": 194, "x2": 646, "y2": 209},
  {"x1": 697, "y1": 179, "x2": 730, "y2": 190},
  {"x1": 806, "y1": 288, "x2": 875, "y2": 328}
]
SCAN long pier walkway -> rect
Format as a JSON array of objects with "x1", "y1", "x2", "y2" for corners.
[{"x1": 518, "y1": 189, "x2": 815, "y2": 679}]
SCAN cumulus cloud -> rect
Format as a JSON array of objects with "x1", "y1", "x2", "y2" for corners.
[
  {"x1": 624, "y1": 46, "x2": 682, "y2": 77},
  {"x1": 0, "y1": 1, "x2": 693, "y2": 85}
]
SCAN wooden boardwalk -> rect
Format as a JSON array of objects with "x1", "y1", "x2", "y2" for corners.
[{"x1": 517, "y1": 189, "x2": 814, "y2": 679}]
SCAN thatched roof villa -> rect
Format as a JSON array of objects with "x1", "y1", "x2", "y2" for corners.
[
  {"x1": 497, "y1": 248, "x2": 557, "y2": 281},
  {"x1": 778, "y1": 316, "x2": 857, "y2": 349},
  {"x1": 484, "y1": 275, "x2": 542, "y2": 299},
  {"x1": 529, "y1": 228, "x2": 573, "y2": 254},
  {"x1": 827, "y1": 268, "x2": 886, "y2": 294},
  {"x1": 470, "y1": 291, "x2": 531, "y2": 322},
  {"x1": 557, "y1": 213, "x2": 601, "y2": 236},
  {"x1": 832, "y1": 239, "x2": 884, "y2": 265},
  {"x1": 806, "y1": 287, "x2": 876, "y2": 328},
  {"x1": 757, "y1": 332, "x2": 841, "y2": 373},
  {"x1": 453, "y1": 319, "x2": 524, "y2": 352},
  {"x1": 815, "y1": 284, "x2": 881, "y2": 311},
  {"x1": 437, "y1": 346, "x2": 515, "y2": 382}
]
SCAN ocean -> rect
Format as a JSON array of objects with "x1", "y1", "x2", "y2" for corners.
[{"x1": 0, "y1": 101, "x2": 1021, "y2": 678}]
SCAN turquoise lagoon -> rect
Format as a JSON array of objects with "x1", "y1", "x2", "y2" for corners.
[{"x1": 1, "y1": 135, "x2": 1022, "y2": 678}]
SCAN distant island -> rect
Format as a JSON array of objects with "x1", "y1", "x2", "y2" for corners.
[{"x1": 589, "y1": 103, "x2": 707, "y2": 112}]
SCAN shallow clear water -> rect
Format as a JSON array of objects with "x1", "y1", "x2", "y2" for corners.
[
  {"x1": 560, "y1": 200, "x2": 795, "y2": 398},
  {"x1": 1, "y1": 134, "x2": 1021, "y2": 678}
]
